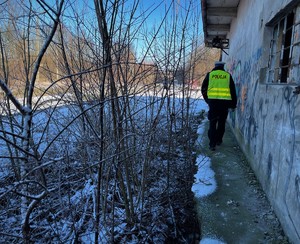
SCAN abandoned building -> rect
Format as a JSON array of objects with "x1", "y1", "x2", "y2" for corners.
[{"x1": 201, "y1": 0, "x2": 300, "y2": 243}]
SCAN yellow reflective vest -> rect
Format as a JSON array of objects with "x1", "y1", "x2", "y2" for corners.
[{"x1": 207, "y1": 70, "x2": 232, "y2": 100}]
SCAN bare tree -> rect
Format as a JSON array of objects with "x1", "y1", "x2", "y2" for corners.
[
  {"x1": 0, "y1": 0, "x2": 203, "y2": 242},
  {"x1": 0, "y1": 1, "x2": 64, "y2": 242}
]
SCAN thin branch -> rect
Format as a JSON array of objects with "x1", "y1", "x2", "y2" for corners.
[
  {"x1": 27, "y1": 0, "x2": 64, "y2": 108},
  {"x1": 0, "y1": 135, "x2": 36, "y2": 158},
  {"x1": 0, "y1": 79, "x2": 27, "y2": 115}
]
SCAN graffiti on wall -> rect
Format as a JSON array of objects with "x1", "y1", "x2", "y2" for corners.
[
  {"x1": 226, "y1": 47, "x2": 262, "y2": 145},
  {"x1": 226, "y1": 46, "x2": 300, "y2": 241},
  {"x1": 282, "y1": 86, "x2": 300, "y2": 240}
]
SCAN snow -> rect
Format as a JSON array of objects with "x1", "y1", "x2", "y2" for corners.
[
  {"x1": 200, "y1": 238, "x2": 226, "y2": 244},
  {"x1": 70, "y1": 179, "x2": 94, "y2": 204},
  {"x1": 192, "y1": 117, "x2": 217, "y2": 198},
  {"x1": 191, "y1": 106, "x2": 227, "y2": 244},
  {"x1": 0, "y1": 88, "x2": 225, "y2": 242},
  {"x1": 192, "y1": 154, "x2": 216, "y2": 197}
]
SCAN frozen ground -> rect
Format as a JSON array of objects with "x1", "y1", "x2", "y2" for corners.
[{"x1": 1, "y1": 87, "x2": 289, "y2": 243}]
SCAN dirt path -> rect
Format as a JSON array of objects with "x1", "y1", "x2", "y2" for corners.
[{"x1": 194, "y1": 120, "x2": 290, "y2": 243}]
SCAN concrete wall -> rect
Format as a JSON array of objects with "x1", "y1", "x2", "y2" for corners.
[{"x1": 222, "y1": 0, "x2": 300, "y2": 242}]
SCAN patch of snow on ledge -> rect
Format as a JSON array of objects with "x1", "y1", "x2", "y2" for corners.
[
  {"x1": 192, "y1": 154, "x2": 217, "y2": 197},
  {"x1": 200, "y1": 237, "x2": 226, "y2": 244}
]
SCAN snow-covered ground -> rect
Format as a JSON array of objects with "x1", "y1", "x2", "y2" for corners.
[
  {"x1": 191, "y1": 103, "x2": 227, "y2": 244},
  {"x1": 0, "y1": 86, "x2": 230, "y2": 243},
  {"x1": 192, "y1": 119, "x2": 217, "y2": 198}
]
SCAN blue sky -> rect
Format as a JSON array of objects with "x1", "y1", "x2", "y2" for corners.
[
  {"x1": 46, "y1": 0, "x2": 203, "y2": 62},
  {"x1": 123, "y1": 0, "x2": 204, "y2": 61}
]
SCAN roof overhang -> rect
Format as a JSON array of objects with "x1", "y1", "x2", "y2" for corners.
[{"x1": 201, "y1": 0, "x2": 240, "y2": 48}]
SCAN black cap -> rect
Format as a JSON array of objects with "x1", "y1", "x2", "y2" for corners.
[{"x1": 215, "y1": 61, "x2": 225, "y2": 67}]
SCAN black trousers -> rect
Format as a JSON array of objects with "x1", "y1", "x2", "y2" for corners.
[{"x1": 208, "y1": 107, "x2": 228, "y2": 147}]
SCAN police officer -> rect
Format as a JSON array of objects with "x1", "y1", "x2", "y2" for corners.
[{"x1": 201, "y1": 61, "x2": 237, "y2": 151}]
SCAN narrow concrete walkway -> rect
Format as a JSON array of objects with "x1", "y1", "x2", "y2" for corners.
[{"x1": 195, "y1": 120, "x2": 289, "y2": 244}]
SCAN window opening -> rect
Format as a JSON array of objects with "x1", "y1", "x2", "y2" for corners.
[{"x1": 268, "y1": 11, "x2": 295, "y2": 83}]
